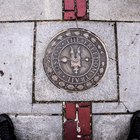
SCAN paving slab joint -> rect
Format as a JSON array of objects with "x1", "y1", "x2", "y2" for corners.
[
  {"x1": 114, "y1": 22, "x2": 120, "y2": 101},
  {"x1": 32, "y1": 21, "x2": 37, "y2": 104}
]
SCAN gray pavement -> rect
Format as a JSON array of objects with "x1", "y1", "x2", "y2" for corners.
[
  {"x1": 0, "y1": 0, "x2": 140, "y2": 139},
  {"x1": 89, "y1": 0, "x2": 140, "y2": 21},
  {"x1": 0, "y1": 0, "x2": 62, "y2": 21},
  {"x1": 35, "y1": 21, "x2": 117, "y2": 101}
]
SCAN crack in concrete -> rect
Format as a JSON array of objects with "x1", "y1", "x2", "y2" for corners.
[
  {"x1": 121, "y1": 102, "x2": 130, "y2": 113},
  {"x1": 128, "y1": 33, "x2": 140, "y2": 46}
]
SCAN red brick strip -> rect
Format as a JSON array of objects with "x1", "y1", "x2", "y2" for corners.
[
  {"x1": 63, "y1": 0, "x2": 88, "y2": 20},
  {"x1": 64, "y1": 102, "x2": 92, "y2": 140}
]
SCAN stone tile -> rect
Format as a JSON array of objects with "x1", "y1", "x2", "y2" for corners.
[
  {"x1": 0, "y1": 23, "x2": 34, "y2": 113},
  {"x1": 11, "y1": 115, "x2": 62, "y2": 140},
  {"x1": 35, "y1": 21, "x2": 117, "y2": 101},
  {"x1": 118, "y1": 23, "x2": 140, "y2": 112},
  {"x1": 0, "y1": 0, "x2": 62, "y2": 21},
  {"x1": 92, "y1": 102, "x2": 127, "y2": 113},
  {"x1": 93, "y1": 115, "x2": 132, "y2": 140},
  {"x1": 32, "y1": 103, "x2": 62, "y2": 114},
  {"x1": 89, "y1": 0, "x2": 140, "y2": 21}
]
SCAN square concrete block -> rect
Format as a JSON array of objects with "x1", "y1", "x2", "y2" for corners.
[
  {"x1": 0, "y1": 23, "x2": 34, "y2": 113},
  {"x1": 93, "y1": 115, "x2": 132, "y2": 140},
  {"x1": 11, "y1": 115, "x2": 62, "y2": 140},
  {"x1": 32, "y1": 103, "x2": 62, "y2": 114},
  {"x1": 89, "y1": 0, "x2": 140, "y2": 21},
  {"x1": 92, "y1": 102, "x2": 127, "y2": 114},
  {"x1": 35, "y1": 21, "x2": 117, "y2": 101},
  {"x1": 118, "y1": 23, "x2": 140, "y2": 112},
  {"x1": 0, "y1": 0, "x2": 62, "y2": 21}
]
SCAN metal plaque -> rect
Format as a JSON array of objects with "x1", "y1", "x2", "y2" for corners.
[{"x1": 43, "y1": 28, "x2": 108, "y2": 91}]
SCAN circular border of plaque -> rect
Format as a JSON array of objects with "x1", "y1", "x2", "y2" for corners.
[{"x1": 43, "y1": 28, "x2": 108, "y2": 92}]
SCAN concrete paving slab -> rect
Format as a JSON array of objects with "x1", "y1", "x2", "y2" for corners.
[
  {"x1": 0, "y1": 23, "x2": 33, "y2": 113},
  {"x1": 11, "y1": 115, "x2": 62, "y2": 140},
  {"x1": 92, "y1": 102, "x2": 127, "y2": 113},
  {"x1": 32, "y1": 103, "x2": 62, "y2": 114},
  {"x1": 89, "y1": 0, "x2": 140, "y2": 21},
  {"x1": 118, "y1": 23, "x2": 140, "y2": 112},
  {"x1": 35, "y1": 21, "x2": 117, "y2": 101},
  {"x1": 93, "y1": 115, "x2": 132, "y2": 140},
  {"x1": 0, "y1": 0, "x2": 62, "y2": 21}
]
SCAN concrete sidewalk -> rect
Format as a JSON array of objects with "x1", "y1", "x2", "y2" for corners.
[{"x1": 0, "y1": 0, "x2": 140, "y2": 139}]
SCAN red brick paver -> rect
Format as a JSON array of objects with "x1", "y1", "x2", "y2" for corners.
[
  {"x1": 76, "y1": 0, "x2": 87, "y2": 17},
  {"x1": 64, "y1": 120, "x2": 77, "y2": 140},
  {"x1": 64, "y1": 0, "x2": 75, "y2": 10},
  {"x1": 78, "y1": 102, "x2": 91, "y2": 107},
  {"x1": 65, "y1": 102, "x2": 76, "y2": 119},
  {"x1": 78, "y1": 107, "x2": 91, "y2": 135},
  {"x1": 64, "y1": 11, "x2": 76, "y2": 20}
]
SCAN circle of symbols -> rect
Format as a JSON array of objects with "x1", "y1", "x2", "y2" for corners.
[{"x1": 43, "y1": 28, "x2": 108, "y2": 91}]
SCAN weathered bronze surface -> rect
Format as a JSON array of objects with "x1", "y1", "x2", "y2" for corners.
[{"x1": 43, "y1": 28, "x2": 108, "y2": 91}]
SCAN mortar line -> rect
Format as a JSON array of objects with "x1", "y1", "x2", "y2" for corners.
[
  {"x1": 62, "y1": 0, "x2": 65, "y2": 20},
  {"x1": 32, "y1": 21, "x2": 37, "y2": 104},
  {"x1": 62, "y1": 102, "x2": 65, "y2": 140},
  {"x1": 86, "y1": 0, "x2": 89, "y2": 15},
  {"x1": 75, "y1": 0, "x2": 79, "y2": 29},
  {"x1": 90, "y1": 102, "x2": 93, "y2": 140},
  {"x1": 92, "y1": 112, "x2": 133, "y2": 115},
  {"x1": 0, "y1": 20, "x2": 140, "y2": 23},
  {"x1": 8, "y1": 113, "x2": 62, "y2": 116},
  {"x1": 114, "y1": 22, "x2": 120, "y2": 102},
  {"x1": 74, "y1": 0, "x2": 79, "y2": 27},
  {"x1": 34, "y1": 100, "x2": 119, "y2": 103},
  {"x1": 6, "y1": 112, "x2": 134, "y2": 116}
]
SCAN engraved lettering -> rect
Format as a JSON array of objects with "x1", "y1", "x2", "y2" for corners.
[
  {"x1": 74, "y1": 77, "x2": 79, "y2": 83},
  {"x1": 72, "y1": 37, "x2": 77, "y2": 42},
  {"x1": 44, "y1": 29, "x2": 107, "y2": 91},
  {"x1": 80, "y1": 77, "x2": 86, "y2": 82},
  {"x1": 71, "y1": 78, "x2": 74, "y2": 83},
  {"x1": 86, "y1": 75, "x2": 90, "y2": 79},
  {"x1": 57, "y1": 70, "x2": 62, "y2": 76},
  {"x1": 67, "y1": 77, "x2": 71, "y2": 82}
]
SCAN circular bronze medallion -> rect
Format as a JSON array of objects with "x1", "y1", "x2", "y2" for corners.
[{"x1": 43, "y1": 28, "x2": 108, "y2": 91}]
